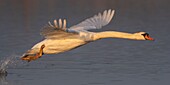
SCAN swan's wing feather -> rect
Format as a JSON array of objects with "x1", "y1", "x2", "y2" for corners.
[
  {"x1": 68, "y1": 9, "x2": 115, "y2": 32},
  {"x1": 40, "y1": 19, "x2": 77, "y2": 39}
]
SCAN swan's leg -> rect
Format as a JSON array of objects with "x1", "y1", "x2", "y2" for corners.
[{"x1": 38, "y1": 53, "x2": 44, "y2": 58}]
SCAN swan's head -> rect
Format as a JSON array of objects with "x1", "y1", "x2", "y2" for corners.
[{"x1": 134, "y1": 32, "x2": 154, "y2": 41}]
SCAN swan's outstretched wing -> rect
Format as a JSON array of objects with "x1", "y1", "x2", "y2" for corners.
[
  {"x1": 40, "y1": 9, "x2": 115, "y2": 38},
  {"x1": 68, "y1": 9, "x2": 115, "y2": 32},
  {"x1": 40, "y1": 19, "x2": 78, "y2": 39}
]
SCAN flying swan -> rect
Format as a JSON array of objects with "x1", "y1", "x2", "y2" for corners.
[{"x1": 21, "y1": 9, "x2": 154, "y2": 62}]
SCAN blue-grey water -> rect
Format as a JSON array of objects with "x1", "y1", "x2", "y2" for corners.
[{"x1": 0, "y1": 0, "x2": 170, "y2": 85}]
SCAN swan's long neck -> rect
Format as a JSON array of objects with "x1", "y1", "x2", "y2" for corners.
[{"x1": 93, "y1": 31, "x2": 144, "y2": 40}]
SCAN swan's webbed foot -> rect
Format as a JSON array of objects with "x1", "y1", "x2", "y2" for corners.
[
  {"x1": 21, "y1": 54, "x2": 41, "y2": 62},
  {"x1": 21, "y1": 44, "x2": 45, "y2": 62}
]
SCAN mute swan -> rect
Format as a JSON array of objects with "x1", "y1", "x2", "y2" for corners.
[{"x1": 21, "y1": 9, "x2": 154, "y2": 62}]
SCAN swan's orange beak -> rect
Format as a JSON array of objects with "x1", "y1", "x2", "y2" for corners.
[{"x1": 145, "y1": 35, "x2": 154, "y2": 41}]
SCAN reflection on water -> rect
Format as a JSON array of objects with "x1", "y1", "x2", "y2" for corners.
[{"x1": 0, "y1": 0, "x2": 170, "y2": 85}]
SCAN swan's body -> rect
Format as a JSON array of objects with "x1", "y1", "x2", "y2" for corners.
[
  {"x1": 21, "y1": 9, "x2": 154, "y2": 61},
  {"x1": 31, "y1": 37, "x2": 86, "y2": 54}
]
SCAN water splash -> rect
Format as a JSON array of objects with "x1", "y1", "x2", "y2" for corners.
[
  {"x1": 0, "y1": 55, "x2": 25, "y2": 85},
  {"x1": 0, "y1": 55, "x2": 21, "y2": 75}
]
